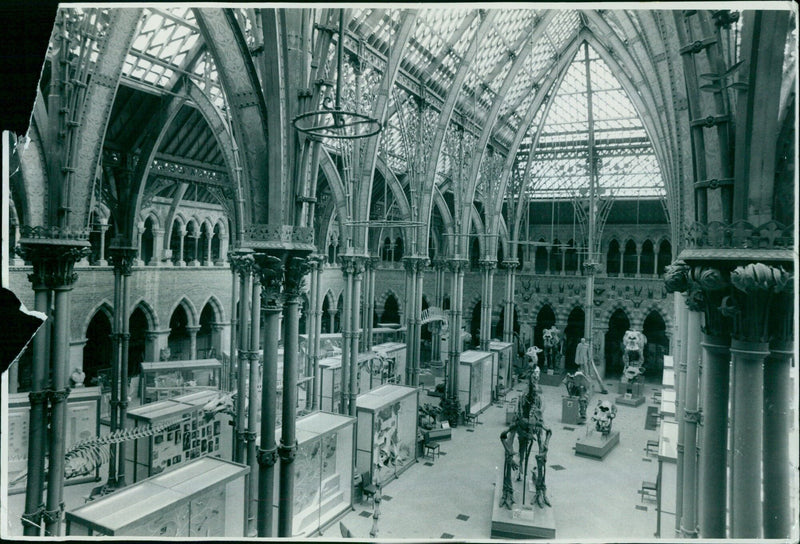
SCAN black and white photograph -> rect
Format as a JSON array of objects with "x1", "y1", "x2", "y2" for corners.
[{"x1": 0, "y1": 1, "x2": 797, "y2": 540}]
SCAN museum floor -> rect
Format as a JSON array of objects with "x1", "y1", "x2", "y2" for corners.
[{"x1": 3, "y1": 376, "x2": 668, "y2": 539}]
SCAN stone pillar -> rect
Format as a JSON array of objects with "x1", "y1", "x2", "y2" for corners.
[
  {"x1": 446, "y1": 258, "x2": 468, "y2": 411},
  {"x1": 230, "y1": 249, "x2": 255, "y2": 463},
  {"x1": 228, "y1": 264, "x2": 240, "y2": 392},
  {"x1": 245, "y1": 277, "x2": 262, "y2": 535},
  {"x1": 636, "y1": 250, "x2": 642, "y2": 278},
  {"x1": 16, "y1": 228, "x2": 91, "y2": 536},
  {"x1": 674, "y1": 296, "x2": 689, "y2": 536},
  {"x1": 364, "y1": 257, "x2": 379, "y2": 351},
  {"x1": 205, "y1": 233, "x2": 213, "y2": 266},
  {"x1": 680, "y1": 303, "x2": 702, "y2": 537},
  {"x1": 176, "y1": 228, "x2": 186, "y2": 266},
  {"x1": 97, "y1": 224, "x2": 109, "y2": 266},
  {"x1": 328, "y1": 309, "x2": 336, "y2": 334},
  {"x1": 502, "y1": 260, "x2": 518, "y2": 344},
  {"x1": 403, "y1": 255, "x2": 427, "y2": 386},
  {"x1": 150, "y1": 228, "x2": 164, "y2": 266},
  {"x1": 186, "y1": 326, "x2": 200, "y2": 360},
  {"x1": 763, "y1": 305, "x2": 793, "y2": 537},
  {"x1": 145, "y1": 331, "x2": 160, "y2": 363},
  {"x1": 134, "y1": 223, "x2": 145, "y2": 266},
  {"x1": 305, "y1": 256, "x2": 319, "y2": 409},
  {"x1": 278, "y1": 255, "x2": 310, "y2": 537},
  {"x1": 190, "y1": 235, "x2": 200, "y2": 266},
  {"x1": 211, "y1": 323, "x2": 224, "y2": 361}
]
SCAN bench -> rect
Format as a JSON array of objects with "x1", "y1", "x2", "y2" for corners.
[{"x1": 640, "y1": 480, "x2": 657, "y2": 502}]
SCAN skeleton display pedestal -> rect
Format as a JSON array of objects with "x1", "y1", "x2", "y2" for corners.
[
  {"x1": 491, "y1": 471, "x2": 556, "y2": 539},
  {"x1": 575, "y1": 400, "x2": 620, "y2": 460},
  {"x1": 616, "y1": 330, "x2": 647, "y2": 406},
  {"x1": 561, "y1": 396, "x2": 583, "y2": 425}
]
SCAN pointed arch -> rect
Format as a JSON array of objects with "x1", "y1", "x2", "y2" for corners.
[
  {"x1": 168, "y1": 297, "x2": 198, "y2": 328},
  {"x1": 130, "y1": 298, "x2": 159, "y2": 330},
  {"x1": 83, "y1": 300, "x2": 114, "y2": 339},
  {"x1": 201, "y1": 295, "x2": 226, "y2": 324}
]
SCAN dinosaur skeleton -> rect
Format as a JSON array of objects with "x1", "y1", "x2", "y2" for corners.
[{"x1": 10, "y1": 391, "x2": 236, "y2": 487}]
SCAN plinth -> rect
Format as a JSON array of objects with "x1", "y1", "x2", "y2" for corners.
[
  {"x1": 491, "y1": 472, "x2": 556, "y2": 539},
  {"x1": 561, "y1": 396, "x2": 583, "y2": 425},
  {"x1": 616, "y1": 381, "x2": 645, "y2": 406},
  {"x1": 575, "y1": 430, "x2": 620, "y2": 460}
]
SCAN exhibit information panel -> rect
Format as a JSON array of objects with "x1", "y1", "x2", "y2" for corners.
[
  {"x1": 271, "y1": 411, "x2": 355, "y2": 536},
  {"x1": 139, "y1": 359, "x2": 221, "y2": 404},
  {"x1": 489, "y1": 341, "x2": 513, "y2": 387},
  {"x1": 356, "y1": 384, "x2": 418, "y2": 486},
  {"x1": 126, "y1": 390, "x2": 225, "y2": 482},
  {"x1": 371, "y1": 342, "x2": 407, "y2": 385},
  {"x1": 66, "y1": 457, "x2": 248, "y2": 537},
  {"x1": 459, "y1": 350, "x2": 494, "y2": 415},
  {"x1": 7, "y1": 387, "x2": 102, "y2": 494}
]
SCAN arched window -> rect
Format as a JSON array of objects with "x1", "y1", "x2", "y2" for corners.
[
  {"x1": 170, "y1": 220, "x2": 183, "y2": 265},
  {"x1": 606, "y1": 240, "x2": 621, "y2": 276},
  {"x1": 469, "y1": 238, "x2": 480, "y2": 269},
  {"x1": 382, "y1": 294, "x2": 400, "y2": 324},
  {"x1": 394, "y1": 237, "x2": 404, "y2": 261},
  {"x1": 168, "y1": 305, "x2": 191, "y2": 360},
  {"x1": 535, "y1": 239, "x2": 548, "y2": 274},
  {"x1": 657, "y1": 240, "x2": 671, "y2": 276},
  {"x1": 623, "y1": 240, "x2": 637, "y2": 276},
  {"x1": 382, "y1": 237, "x2": 393, "y2": 261},
  {"x1": 141, "y1": 217, "x2": 156, "y2": 265},
  {"x1": 551, "y1": 239, "x2": 563, "y2": 273},
  {"x1": 83, "y1": 308, "x2": 113, "y2": 385},
  {"x1": 565, "y1": 239, "x2": 578, "y2": 274},
  {"x1": 211, "y1": 223, "x2": 222, "y2": 263},
  {"x1": 640, "y1": 240, "x2": 655, "y2": 276}
]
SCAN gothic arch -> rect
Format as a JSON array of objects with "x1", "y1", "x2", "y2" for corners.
[
  {"x1": 130, "y1": 299, "x2": 159, "y2": 331},
  {"x1": 82, "y1": 300, "x2": 114, "y2": 339},
  {"x1": 168, "y1": 297, "x2": 198, "y2": 328},
  {"x1": 200, "y1": 295, "x2": 226, "y2": 323}
]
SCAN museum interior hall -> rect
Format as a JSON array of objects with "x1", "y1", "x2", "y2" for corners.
[{"x1": 0, "y1": 4, "x2": 797, "y2": 541}]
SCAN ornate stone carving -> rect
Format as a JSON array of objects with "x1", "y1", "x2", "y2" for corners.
[
  {"x1": 283, "y1": 255, "x2": 311, "y2": 299},
  {"x1": 257, "y1": 446, "x2": 279, "y2": 467},
  {"x1": 254, "y1": 253, "x2": 284, "y2": 309},
  {"x1": 728, "y1": 263, "x2": 792, "y2": 343},
  {"x1": 16, "y1": 232, "x2": 92, "y2": 290},
  {"x1": 402, "y1": 255, "x2": 429, "y2": 274},
  {"x1": 229, "y1": 249, "x2": 257, "y2": 277},
  {"x1": 107, "y1": 246, "x2": 138, "y2": 276},
  {"x1": 277, "y1": 441, "x2": 298, "y2": 463}
]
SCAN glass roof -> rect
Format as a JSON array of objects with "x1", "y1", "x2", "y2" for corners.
[{"x1": 519, "y1": 42, "x2": 665, "y2": 200}]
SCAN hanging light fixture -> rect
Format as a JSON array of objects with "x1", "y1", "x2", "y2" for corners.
[{"x1": 293, "y1": 10, "x2": 382, "y2": 140}]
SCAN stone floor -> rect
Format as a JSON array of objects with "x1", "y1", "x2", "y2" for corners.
[
  {"x1": 3, "y1": 375, "x2": 669, "y2": 540},
  {"x1": 327, "y1": 376, "x2": 666, "y2": 540}
]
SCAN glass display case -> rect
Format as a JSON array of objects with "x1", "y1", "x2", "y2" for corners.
[
  {"x1": 488, "y1": 340, "x2": 513, "y2": 389},
  {"x1": 66, "y1": 457, "x2": 248, "y2": 537},
  {"x1": 319, "y1": 356, "x2": 343, "y2": 413},
  {"x1": 6, "y1": 387, "x2": 102, "y2": 494},
  {"x1": 139, "y1": 359, "x2": 222, "y2": 404},
  {"x1": 356, "y1": 384, "x2": 418, "y2": 486},
  {"x1": 458, "y1": 350, "x2": 494, "y2": 415},
  {"x1": 371, "y1": 342, "x2": 407, "y2": 385},
  {"x1": 125, "y1": 390, "x2": 226, "y2": 483},
  {"x1": 372, "y1": 326, "x2": 405, "y2": 345},
  {"x1": 270, "y1": 412, "x2": 355, "y2": 536}
]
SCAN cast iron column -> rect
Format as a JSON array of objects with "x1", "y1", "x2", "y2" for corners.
[
  {"x1": 228, "y1": 264, "x2": 240, "y2": 391},
  {"x1": 245, "y1": 276, "x2": 262, "y2": 535},
  {"x1": 255, "y1": 253, "x2": 283, "y2": 537},
  {"x1": 674, "y1": 293, "x2": 689, "y2": 536},
  {"x1": 339, "y1": 256, "x2": 353, "y2": 413},
  {"x1": 278, "y1": 256, "x2": 309, "y2": 537},
  {"x1": 18, "y1": 229, "x2": 90, "y2": 536},
  {"x1": 231, "y1": 249, "x2": 255, "y2": 463},
  {"x1": 680, "y1": 303, "x2": 702, "y2": 537},
  {"x1": 349, "y1": 257, "x2": 365, "y2": 414},
  {"x1": 20, "y1": 264, "x2": 50, "y2": 535},
  {"x1": 108, "y1": 245, "x2": 137, "y2": 489},
  {"x1": 414, "y1": 256, "x2": 426, "y2": 385}
]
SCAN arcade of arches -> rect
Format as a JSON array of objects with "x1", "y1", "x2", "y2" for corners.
[{"x1": 2, "y1": 5, "x2": 796, "y2": 542}]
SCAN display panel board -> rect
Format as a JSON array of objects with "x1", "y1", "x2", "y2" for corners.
[
  {"x1": 139, "y1": 359, "x2": 221, "y2": 405},
  {"x1": 458, "y1": 350, "x2": 494, "y2": 415}
]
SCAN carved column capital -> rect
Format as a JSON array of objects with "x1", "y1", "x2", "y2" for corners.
[
  {"x1": 16, "y1": 227, "x2": 92, "y2": 289},
  {"x1": 254, "y1": 252, "x2": 285, "y2": 308},
  {"x1": 340, "y1": 254, "x2": 367, "y2": 276},
  {"x1": 402, "y1": 254, "x2": 429, "y2": 274},
  {"x1": 447, "y1": 257, "x2": 469, "y2": 274},
  {"x1": 277, "y1": 440, "x2": 298, "y2": 463},
  {"x1": 283, "y1": 254, "x2": 311, "y2": 301},
  {"x1": 107, "y1": 245, "x2": 139, "y2": 276},
  {"x1": 726, "y1": 263, "x2": 793, "y2": 343},
  {"x1": 229, "y1": 248, "x2": 257, "y2": 277},
  {"x1": 502, "y1": 259, "x2": 519, "y2": 271},
  {"x1": 479, "y1": 259, "x2": 497, "y2": 272}
]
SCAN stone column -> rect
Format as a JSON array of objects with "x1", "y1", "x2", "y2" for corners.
[
  {"x1": 176, "y1": 228, "x2": 186, "y2": 266},
  {"x1": 228, "y1": 264, "x2": 240, "y2": 392},
  {"x1": 364, "y1": 257, "x2": 379, "y2": 351},
  {"x1": 726, "y1": 263, "x2": 790, "y2": 538},
  {"x1": 305, "y1": 256, "x2": 319, "y2": 409},
  {"x1": 205, "y1": 233, "x2": 213, "y2": 266},
  {"x1": 445, "y1": 258, "x2": 468, "y2": 414},
  {"x1": 402, "y1": 256, "x2": 417, "y2": 384},
  {"x1": 97, "y1": 224, "x2": 109, "y2": 266},
  {"x1": 108, "y1": 245, "x2": 137, "y2": 489},
  {"x1": 230, "y1": 249, "x2": 255, "y2": 463},
  {"x1": 479, "y1": 260, "x2": 497, "y2": 350},
  {"x1": 680, "y1": 302, "x2": 702, "y2": 537},
  {"x1": 186, "y1": 326, "x2": 200, "y2": 360},
  {"x1": 190, "y1": 235, "x2": 200, "y2": 266},
  {"x1": 17, "y1": 228, "x2": 91, "y2": 536},
  {"x1": 674, "y1": 296, "x2": 689, "y2": 536},
  {"x1": 763, "y1": 285, "x2": 793, "y2": 538},
  {"x1": 210, "y1": 324, "x2": 224, "y2": 361},
  {"x1": 278, "y1": 255, "x2": 310, "y2": 537},
  {"x1": 255, "y1": 252, "x2": 283, "y2": 536},
  {"x1": 134, "y1": 223, "x2": 145, "y2": 266},
  {"x1": 217, "y1": 233, "x2": 230, "y2": 265},
  {"x1": 636, "y1": 250, "x2": 642, "y2": 278},
  {"x1": 503, "y1": 260, "x2": 518, "y2": 344},
  {"x1": 149, "y1": 228, "x2": 164, "y2": 266},
  {"x1": 245, "y1": 275, "x2": 262, "y2": 535},
  {"x1": 328, "y1": 309, "x2": 337, "y2": 334}
]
